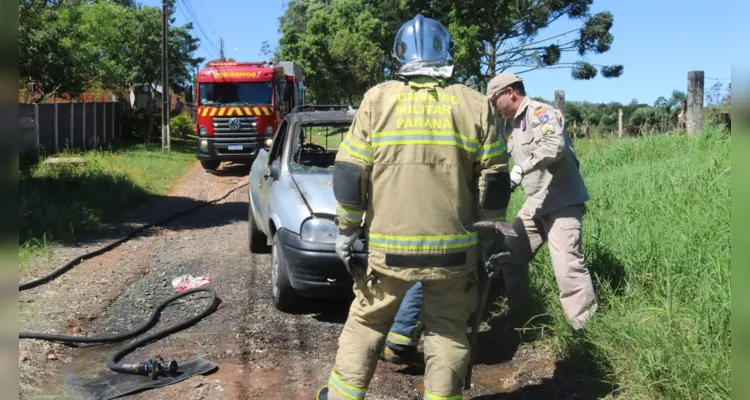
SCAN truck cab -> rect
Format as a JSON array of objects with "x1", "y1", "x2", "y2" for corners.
[{"x1": 191, "y1": 61, "x2": 304, "y2": 171}]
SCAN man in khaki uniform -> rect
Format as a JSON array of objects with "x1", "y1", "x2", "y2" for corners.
[
  {"x1": 315, "y1": 14, "x2": 511, "y2": 400},
  {"x1": 486, "y1": 71, "x2": 597, "y2": 330}
]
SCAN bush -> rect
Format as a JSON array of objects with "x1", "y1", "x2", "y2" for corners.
[{"x1": 170, "y1": 113, "x2": 195, "y2": 138}]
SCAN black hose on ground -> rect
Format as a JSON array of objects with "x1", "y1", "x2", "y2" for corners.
[
  {"x1": 19, "y1": 180, "x2": 247, "y2": 378},
  {"x1": 19, "y1": 182, "x2": 248, "y2": 291},
  {"x1": 20, "y1": 286, "x2": 217, "y2": 376}
]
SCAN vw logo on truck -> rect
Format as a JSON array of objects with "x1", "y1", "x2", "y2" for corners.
[{"x1": 228, "y1": 117, "x2": 242, "y2": 131}]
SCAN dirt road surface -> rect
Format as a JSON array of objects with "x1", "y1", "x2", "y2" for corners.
[{"x1": 19, "y1": 161, "x2": 611, "y2": 400}]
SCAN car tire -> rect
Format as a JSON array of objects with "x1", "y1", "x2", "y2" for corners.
[
  {"x1": 271, "y1": 233, "x2": 299, "y2": 312},
  {"x1": 247, "y1": 201, "x2": 270, "y2": 254},
  {"x1": 200, "y1": 160, "x2": 221, "y2": 171}
]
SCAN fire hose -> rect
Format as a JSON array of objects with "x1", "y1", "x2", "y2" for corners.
[{"x1": 19, "y1": 181, "x2": 248, "y2": 380}]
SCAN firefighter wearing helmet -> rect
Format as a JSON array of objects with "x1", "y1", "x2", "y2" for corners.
[{"x1": 316, "y1": 14, "x2": 511, "y2": 400}]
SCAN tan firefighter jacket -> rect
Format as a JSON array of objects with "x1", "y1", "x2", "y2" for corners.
[{"x1": 332, "y1": 77, "x2": 510, "y2": 280}]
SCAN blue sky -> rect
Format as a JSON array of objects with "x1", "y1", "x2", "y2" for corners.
[{"x1": 142, "y1": 0, "x2": 732, "y2": 105}]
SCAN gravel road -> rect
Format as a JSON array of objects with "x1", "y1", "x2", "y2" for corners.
[{"x1": 18, "y1": 161, "x2": 612, "y2": 400}]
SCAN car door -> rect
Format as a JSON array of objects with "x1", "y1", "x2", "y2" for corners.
[{"x1": 258, "y1": 118, "x2": 290, "y2": 233}]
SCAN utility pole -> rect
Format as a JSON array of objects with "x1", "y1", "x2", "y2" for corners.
[
  {"x1": 161, "y1": 0, "x2": 170, "y2": 152},
  {"x1": 219, "y1": 38, "x2": 225, "y2": 61},
  {"x1": 686, "y1": 70, "x2": 704, "y2": 136}
]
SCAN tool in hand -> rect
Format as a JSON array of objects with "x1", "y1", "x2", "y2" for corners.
[{"x1": 464, "y1": 220, "x2": 517, "y2": 390}]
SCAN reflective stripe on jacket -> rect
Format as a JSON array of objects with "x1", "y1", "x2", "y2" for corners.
[{"x1": 333, "y1": 77, "x2": 510, "y2": 280}]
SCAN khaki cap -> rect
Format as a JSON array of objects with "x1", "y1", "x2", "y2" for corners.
[{"x1": 486, "y1": 72, "x2": 523, "y2": 99}]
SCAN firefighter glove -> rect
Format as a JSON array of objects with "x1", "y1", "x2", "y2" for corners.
[
  {"x1": 336, "y1": 227, "x2": 363, "y2": 279},
  {"x1": 510, "y1": 165, "x2": 524, "y2": 190}
]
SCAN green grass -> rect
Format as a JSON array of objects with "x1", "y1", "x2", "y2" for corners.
[
  {"x1": 503, "y1": 125, "x2": 730, "y2": 399},
  {"x1": 19, "y1": 140, "x2": 197, "y2": 265}
]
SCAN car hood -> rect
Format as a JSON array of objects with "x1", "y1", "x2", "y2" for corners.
[{"x1": 292, "y1": 173, "x2": 337, "y2": 216}]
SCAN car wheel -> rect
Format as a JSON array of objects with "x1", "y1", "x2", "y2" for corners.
[
  {"x1": 200, "y1": 160, "x2": 221, "y2": 171},
  {"x1": 271, "y1": 233, "x2": 299, "y2": 312},
  {"x1": 247, "y1": 201, "x2": 270, "y2": 254}
]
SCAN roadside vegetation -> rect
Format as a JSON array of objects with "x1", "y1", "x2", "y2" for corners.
[
  {"x1": 501, "y1": 125, "x2": 731, "y2": 399},
  {"x1": 19, "y1": 140, "x2": 196, "y2": 265}
]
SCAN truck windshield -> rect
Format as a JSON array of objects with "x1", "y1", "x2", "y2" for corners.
[
  {"x1": 199, "y1": 82, "x2": 273, "y2": 106},
  {"x1": 290, "y1": 123, "x2": 352, "y2": 173}
]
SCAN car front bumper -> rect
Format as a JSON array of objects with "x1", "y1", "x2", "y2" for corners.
[{"x1": 276, "y1": 228, "x2": 366, "y2": 298}]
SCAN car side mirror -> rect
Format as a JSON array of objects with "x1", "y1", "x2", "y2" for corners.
[{"x1": 268, "y1": 160, "x2": 281, "y2": 180}]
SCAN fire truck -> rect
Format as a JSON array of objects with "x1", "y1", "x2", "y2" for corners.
[{"x1": 190, "y1": 61, "x2": 305, "y2": 171}]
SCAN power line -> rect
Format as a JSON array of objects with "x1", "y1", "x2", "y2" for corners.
[
  {"x1": 181, "y1": 0, "x2": 218, "y2": 51},
  {"x1": 177, "y1": 0, "x2": 220, "y2": 55},
  {"x1": 174, "y1": 1, "x2": 217, "y2": 58}
]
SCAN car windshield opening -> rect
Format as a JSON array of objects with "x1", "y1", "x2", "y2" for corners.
[
  {"x1": 290, "y1": 123, "x2": 352, "y2": 173},
  {"x1": 199, "y1": 82, "x2": 273, "y2": 106}
]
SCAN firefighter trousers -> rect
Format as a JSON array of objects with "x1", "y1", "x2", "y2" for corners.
[
  {"x1": 327, "y1": 267, "x2": 477, "y2": 400},
  {"x1": 502, "y1": 204, "x2": 597, "y2": 330}
]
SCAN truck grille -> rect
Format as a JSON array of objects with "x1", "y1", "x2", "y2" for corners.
[{"x1": 213, "y1": 116, "x2": 257, "y2": 135}]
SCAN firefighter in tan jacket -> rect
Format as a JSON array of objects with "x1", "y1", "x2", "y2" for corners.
[
  {"x1": 316, "y1": 14, "x2": 511, "y2": 400},
  {"x1": 486, "y1": 71, "x2": 597, "y2": 331}
]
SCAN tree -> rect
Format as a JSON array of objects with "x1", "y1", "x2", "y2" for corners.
[
  {"x1": 279, "y1": 0, "x2": 388, "y2": 103},
  {"x1": 278, "y1": 0, "x2": 623, "y2": 102},
  {"x1": 19, "y1": 0, "x2": 99, "y2": 102},
  {"x1": 416, "y1": 0, "x2": 623, "y2": 89},
  {"x1": 79, "y1": 0, "x2": 203, "y2": 141}
]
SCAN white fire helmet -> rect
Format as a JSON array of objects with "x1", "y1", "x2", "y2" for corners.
[{"x1": 392, "y1": 14, "x2": 452, "y2": 66}]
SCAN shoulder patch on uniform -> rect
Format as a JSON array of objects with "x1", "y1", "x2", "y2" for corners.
[
  {"x1": 534, "y1": 108, "x2": 550, "y2": 123},
  {"x1": 541, "y1": 123, "x2": 555, "y2": 135}
]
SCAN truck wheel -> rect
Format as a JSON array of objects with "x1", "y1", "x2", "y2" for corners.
[
  {"x1": 247, "y1": 201, "x2": 270, "y2": 254},
  {"x1": 271, "y1": 233, "x2": 299, "y2": 312},
  {"x1": 200, "y1": 160, "x2": 221, "y2": 171}
]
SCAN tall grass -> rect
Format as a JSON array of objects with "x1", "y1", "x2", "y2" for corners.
[
  {"x1": 506, "y1": 126, "x2": 730, "y2": 398},
  {"x1": 19, "y1": 141, "x2": 196, "y2": 264}
]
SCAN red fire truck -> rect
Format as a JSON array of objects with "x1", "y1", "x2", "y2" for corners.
[{"x1": 191, "y1": 61, "x2": 305, "y2": 171}]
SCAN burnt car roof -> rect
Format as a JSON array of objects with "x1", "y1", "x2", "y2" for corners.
[{"x1": 287, "y1": 105, "x2": 356, "y2": 124}]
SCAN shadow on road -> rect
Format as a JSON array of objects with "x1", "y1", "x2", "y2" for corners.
[
  {"x1": 471, "y1": 338, "x2": 616, "y2": 400},
  {"x1": 205, "y1": 162, "x2": 252, "y2": 177},
  {"x1": 286, "y1": 297, "x2": 352, "y2": 324}
]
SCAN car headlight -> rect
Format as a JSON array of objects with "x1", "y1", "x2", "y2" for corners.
[
  {"x1": 200, "y1": 139, "x2": 208, "y2": 149},
  {"x1": 199, "y1": 124, "x2": 207, "y2": 136},
  {"x1": 300, "y1": 218, "x2": 338, "y2": 243},
  {"x1": 264, "y1": 125, "x2": 274, "y2": 135}
]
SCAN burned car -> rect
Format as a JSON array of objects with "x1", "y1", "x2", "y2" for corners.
[{"x1": 247, "y1": 105, "x2": 366, "y2": 312}]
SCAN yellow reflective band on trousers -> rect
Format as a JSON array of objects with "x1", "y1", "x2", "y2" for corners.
[
  {"x1": 475, "y1": 140, "x2": 507, "y2": 161},
  {"x1": 424, "y1": 390, "x2": 462, "y2": 400},
  {"x1": 340, "y1": 136, "x2": 373, "y2": 163},
  {"x1": 336, "y1": 204, "x2": 364, "y2": 223},
  {"x1": 328, "y1": 371, "x2": 366, "y2": 400},
  {"x1": 372, "y1": 131, "x2": 479, "y2": 152},
  {"x1": 368, "y1": 232, "x2": 479, "y2": 251},
  {"x1": 387, "y1": 331, "x2": 416, "y2": 346}
]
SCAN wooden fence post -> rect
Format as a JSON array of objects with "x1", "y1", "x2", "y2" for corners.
[
  {"x1": 687, "y1": 70, "x2": 704, "y2": 136},
  {"x1": 34, "y1": 103, "x2": 39, "y2": 152},
  {"x1": 103, "y1": 102, "x2": 107, "y2": 143},
  {"x1": 54, "y1": 103, "x2": 59, "y2": 152},
  {"x1": 82, "y1": 103, "x2": 87, "y2": 149},
  {"x1": 70, "y1": 103, "x2": 74, "y2": 148},
  {"x1": 554, "y1": 90, "x2": 565, "y2": 112},
  {"x1": 111, "y1": 103, "x2": 114, "y2": 142},
  {"x1": 93, "y1": 102, "x2": 97, "y2": 147},
  {"x1": 618, "y1": 108, "x2": 624, "y2": 138}
]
